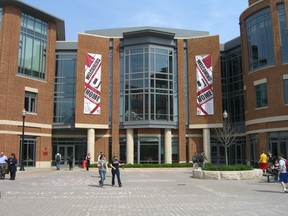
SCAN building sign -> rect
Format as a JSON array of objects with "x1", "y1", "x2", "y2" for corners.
[
  {"x1": 195, "y1": 54, "x2": 214, "y2": 115},
  {"x1": 84, "y1": 53, "x2": 102, "y2": 114}
]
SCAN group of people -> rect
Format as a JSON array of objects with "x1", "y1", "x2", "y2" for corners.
[
  {"x1": 54, "y1": 152, "x2": 74, "y2": 171},
  {"x1": 97, "y1": 152, "x2": 123, "y2": 188},
  {"x1": 192, "y1": 152, "x2": 207, "y2": 169},
  {"x1": 0, "y1": 151, "x2": 18, "y2": 180},
  {"x1": 258, "y1": 150, "x2": 288, "y2": 193},
  {"x1": 55, "y1": 151, "x2": 124, "y2": 188}
]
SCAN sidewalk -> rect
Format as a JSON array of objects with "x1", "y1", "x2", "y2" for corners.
[{"x1": 0, "y1": 167, "x2": 286, "y2": 216}]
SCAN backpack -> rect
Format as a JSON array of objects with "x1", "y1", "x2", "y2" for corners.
[
  {"x1": 198, "y1": 155, "x2": 204, "y2": 163},
  {"x1": 192, "y1": 155, "x2": 197, "y2": 163},
  {"x1": 55, "y1": 154, "x2": 61, "y2": 161}
]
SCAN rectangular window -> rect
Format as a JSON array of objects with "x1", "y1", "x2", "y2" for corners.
[
  {"x1": 25, "y1": 91, "x2": 37, "y2": 113},
  {"x1": 255, "y1": 83, "x2": 268, "y2": 108},
  {"x1": 284, "y1": 79, "x2": 288, "y2": 105}
]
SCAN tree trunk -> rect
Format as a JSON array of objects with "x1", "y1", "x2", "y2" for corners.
[{"x1": 225, "y1": 146, "x2": 228, "y2": 165}]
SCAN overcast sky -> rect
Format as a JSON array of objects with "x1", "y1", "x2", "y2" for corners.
[{"x1": 21, "y1": 0, "x2": 248, "y2": 43}]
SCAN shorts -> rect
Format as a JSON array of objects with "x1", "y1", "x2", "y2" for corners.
[
  {"x1": 279, "y1": 173, "x2": 288, "y2": 183},
  {"x1": 259, "y1": 163, "x2": 267, "y2": 170}
]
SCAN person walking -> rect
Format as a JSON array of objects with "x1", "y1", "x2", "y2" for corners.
[
  {"x1": 55, "y1": 152, "x2": 61, "y2": 170},
  {"x1": 258, "y1": 150, "x2": 268, "y2": 175},
  {"x1": 6, "y1": 153, "x2": 18, "y2": 180},
  {"x1": 67, "y1": 155, "x2": 74, "y2": 170},
  {"x1": 192, "y1": 152, "x2": 198, "y2": 169},
  {"x1": 97, "y1": 151, "x2": 103, "y2": 177},
  {"x1": 110, "y1": 155, "x2": 123, "y2": 187},
  {"x1": 98, "y1": 154, "x2": 108, "y2": 187},
  {"x1": 278, "y1": 153, "x2": 288, "y2": 193},
  {"x1": 199, "y1": 152, "x2": 208, "y2": 168},
  {"x1": 85, "y1": 153, "x2": 91, "y2": 171},
  {"x1": 0, "y1": 152, "x2": 8, "y2": 179}
]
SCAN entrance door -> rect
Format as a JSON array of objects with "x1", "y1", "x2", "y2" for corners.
[
  {"x1": 270, "y1": 141, "x2": 287, "y2": 158},
  {"x1": 138, "y1": 139, "x2": 160, "y2": 164},
  {"x1": 57, "y1": 145, "x2": 75, "y2": 167}
]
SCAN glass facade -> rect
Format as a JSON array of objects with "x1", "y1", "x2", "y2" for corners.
[
  {"x1": 249, "y1": 134, "x2": 259, "y2": 166},
  {"x1": 255, "y1": 83, "x2": 268, "y2": 108},
  {"x1": 0, "y1": 8, "x2": 2, "y2": 28},
  {"x1": 53, "y1": 52, "x2": 77, "y2": 126},
  {"x1": 284, "y1": 79, "x2": 288, "y2": 105},
  {"x1": 224, "y1": 49, "x2": 244, "y2": 123},
  {"x1": 124, "y1": 46, "x2": 176, "y2": 124},
  {"x1": 278, "y1": 4, "x2": 288, "y2": 64},
  {"x1": 18, "y1": 13, "x2": 48, "y2": 79},
  {"x1": 246, "y1": 7, "x2": 274, "y2": 71}
]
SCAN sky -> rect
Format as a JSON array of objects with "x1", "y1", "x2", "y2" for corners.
[{"x1": 21, "y1": 0, "x2": 248, "y2": 43}]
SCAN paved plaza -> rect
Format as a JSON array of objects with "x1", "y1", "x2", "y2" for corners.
[{"x1": 0, "y1": 167, "x2": 287, "y2": 216}]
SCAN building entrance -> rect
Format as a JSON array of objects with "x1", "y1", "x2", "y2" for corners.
[
  {"x1": 137, "y1": 137, "x2": 161, "y2": 164},
  {"x1": 57, "y1": 145, "x2": 75, "y2": 167}
]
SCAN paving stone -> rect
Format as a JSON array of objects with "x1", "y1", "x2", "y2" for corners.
[{"x1": 0, "y1": 167, "x2": 286, "y2": 216}]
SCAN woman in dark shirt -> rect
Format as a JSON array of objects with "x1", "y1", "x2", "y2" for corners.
[
  {"x1": 110, "y1": 155, "x2": 123, "y2": 187},
  {"x1": 7, "y1": 153, "x2": 18, "y2": 180},
  {"x1": 85, "y1": 153, "x2": 91, "y2": 171}
]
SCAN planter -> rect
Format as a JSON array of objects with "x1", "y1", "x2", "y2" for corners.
[{"x1": 192, "y1": 168, "x2": 263, "y2": 180}]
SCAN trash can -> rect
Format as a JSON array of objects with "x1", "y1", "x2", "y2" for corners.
[{"x1": 81, "y1": 160, "x2": 86, "y2": 168}]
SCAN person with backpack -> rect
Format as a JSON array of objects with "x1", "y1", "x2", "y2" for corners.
[
  {"x1": 55, "y1": 152, "x2": 61, "y2": 171},
  {"x1": 192, "y1": 152, "x2": 198, "y2": 169},
  {"x1": 277, "y1": 153, "x2": 288, "y2": 193},
  {"x1": 199, "y1": 152, "x2": 207, "y2": 168}
]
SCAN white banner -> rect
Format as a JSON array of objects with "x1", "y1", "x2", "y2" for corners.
[
  {"x1": 195, "y1": 54, "x2": 214, "y2": 115},
  {"x1": 84, "y1": 53, "x2": 101, "y2": 114}
]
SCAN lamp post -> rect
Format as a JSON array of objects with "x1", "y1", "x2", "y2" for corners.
[{"x1": 20, "y1": 108, "x2": 26, "y2": 171}]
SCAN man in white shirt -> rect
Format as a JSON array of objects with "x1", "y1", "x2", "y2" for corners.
[
  {"x1": 278, "y1": 153, "x2": 288, "y2": 192},
  {"x1": 55, "y1": 152, "x2": 62, "y2": 170},
  {"x1": 0, "y1": 152, "x2": 8, "y2": 179}
]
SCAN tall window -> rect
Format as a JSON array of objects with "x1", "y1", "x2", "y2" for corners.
[
  {"x1": 278, "y1": 4, "x2": 288, "y2": 63},
  {"x1": 18, "y1": 14, "x2": 48, "y2": 79},
  {"x1": 255, "y1": 83, "x2": 268, "y2": 108},
  {"x1": 25, "y1": 91, "x2": 37, "y2": 113},
  {"x1": 124, "y1": 46, "x2": 175, "y2": 123},
  {"x1": 284, "y1": 79, "x2": 288, "y2": 105},
  {"x1": 0, "y1": 8, "x2": 2, "y2": 29},
  {"x1": 54, "y1": 52, "x2": 77, "y2": 126},
  {"x1": 246, "y1": 8, "x2": 274, "y2": 71}
]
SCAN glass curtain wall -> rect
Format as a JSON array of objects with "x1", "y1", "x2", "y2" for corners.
[
  {"x1": 124, "y1": 46, "x2": 175, "y2": 123},
  {"x1": 54, "y1": 52, "x2": 77, "y2": 127},
  {"x1": 245, "y1": 7, "x2": 274, "y2": 72},
  {"x1": 278, "y1": 4, "x2": 288, "y2": 63},
  {"x1": 18, "y1": 14, "x2": 48, "y2": 79}
]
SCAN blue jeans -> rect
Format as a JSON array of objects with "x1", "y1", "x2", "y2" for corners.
[
  {"x1": 99, "y1": 170, "x2": 106, "y2": 187},
  {"x1": 112, "y1": 169, "x2": 122, "y2": 186},
  {"x1": 56, "y1": 161, "x2": 61, "y2": 170}
]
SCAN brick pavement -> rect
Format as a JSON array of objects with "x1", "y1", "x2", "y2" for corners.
[{"x1": 0, "y1": 167, "x2": 287, "y2": 216}]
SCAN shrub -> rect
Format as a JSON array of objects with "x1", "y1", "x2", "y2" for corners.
[
  {"x1": 202, "y1": 163, "x2": 253, "y2": 171},
  {"x1": 90, "y1": 163, "x2": 193, "y2": 168}
]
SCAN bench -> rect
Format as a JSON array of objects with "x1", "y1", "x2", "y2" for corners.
[{"x1": 263, "y1": 173, "x2": 275, "y2": 182}]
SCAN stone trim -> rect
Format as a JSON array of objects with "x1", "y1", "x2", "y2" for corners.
[{"x1": 192, "y1": 168, "x2": 263, "y2": 180}]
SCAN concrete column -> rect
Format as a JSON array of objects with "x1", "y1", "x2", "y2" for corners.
[
  {"x1": 126, "y1": 129, "x2": 134, "y2": 164},
  {"x1": 164, "y1": 129, "x2": 172, "y2": 164},
  {"x1": 87, "y1": 129, "x2": 95, "y2": 163},
  {"x1": 203, "y1": 128, "x2": 211, "y2": 162}
]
